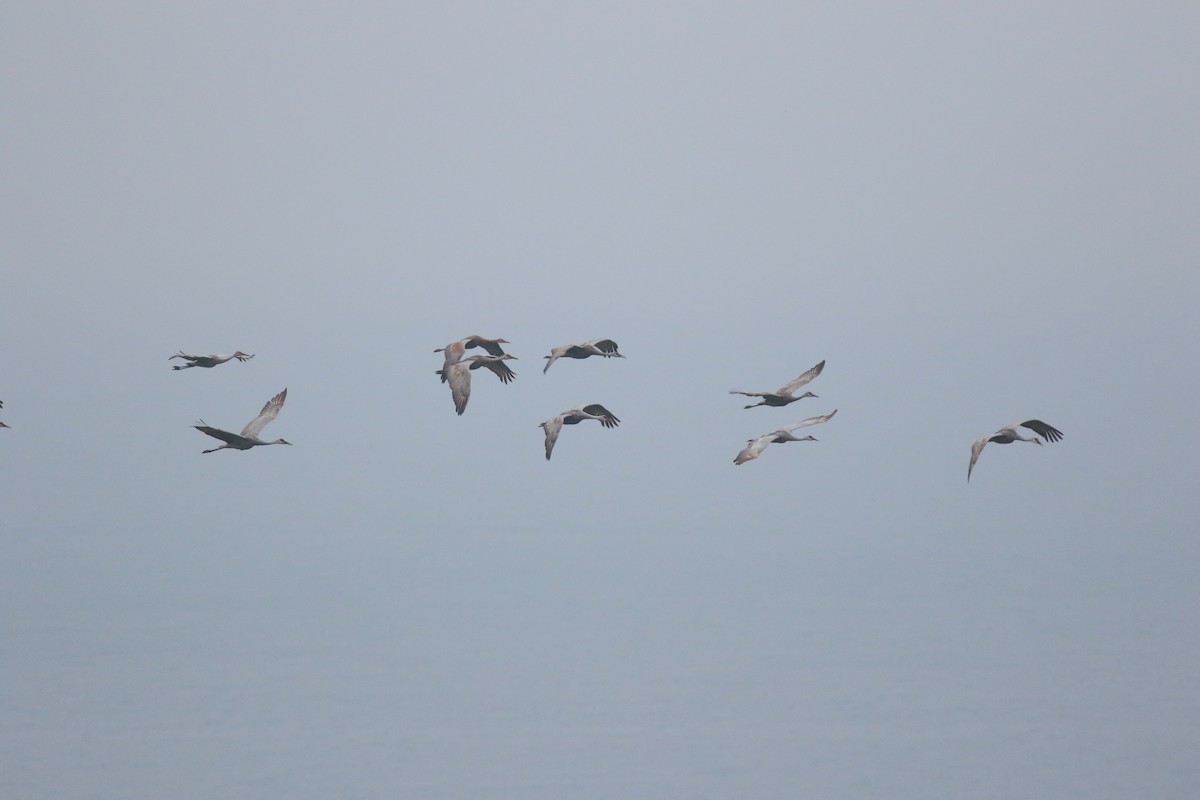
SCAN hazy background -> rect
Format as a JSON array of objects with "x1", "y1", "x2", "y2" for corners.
[{"x1": 2, "y1": 3, "x2": 1198, "y2": 798}]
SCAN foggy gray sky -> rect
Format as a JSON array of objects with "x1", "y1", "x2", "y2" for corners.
[{"x1": 3, "y1": 3, "x2": 1198, "y2": 798}]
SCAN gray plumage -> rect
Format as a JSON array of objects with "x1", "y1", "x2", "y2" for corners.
[
  {"x1": 194, "y1": 388, "x2": 291, "y2": 453},
  {"x1": 170, "y1": 350, "x2": 255, "y2": 370},
  {"x1": 435, "y1": 336, "x2": 512, "y2": 383},
  {"x1": 730, "y1": 360, "x2": 825, "y2": 408},
  {"x1": 733, "y1": 410, "x2": 837, "y2": 465},
  {"x1": 443, "y1": 354, "x2": 518, "y2": 415},
  {"x1": 543, "y1": 339, "x2": 624, "y2": 374},
  {"x1": 539, "y1": 404, "x2": 620, "y2": 460},
  {"x1": 968, "y1": 419, "x2": 1064, "y2": 482}
]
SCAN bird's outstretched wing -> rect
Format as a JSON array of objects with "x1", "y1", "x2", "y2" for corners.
[
  {"x1": 775, "y1": 409, "x2": 837, "y2": 434},
  {"x1": 776, "y1": 360, "x2": 825, "y2": 396},
  {"x1": 464, "y1": 336, "x2": 509, "y2": 357},
  {"x1": 447, "y1": 364, "x2": 471, "y2": 415},
  {"x1": 1021, "y1": 420, "x2": 1063, "y2": 443},
  {"x1": 967, "y1": 436, "x2": 989, "y2": 482},
  {"x1": 581, "y1": 403, "x2": 620, "y2": 428},
  {"x1": 734, "y1": 435, "x2": 773, "y2": 465},
  {"x1": 194, "y1": 423, "x2": 244, "y2": 445},
  {"x1": 240, "y1": 388, "x2": 287, "y2": 438},
  {"x1": 473, "y1": 357, "x2": 517, "y2": 384},
  {"x1": 541, "y1": 416, "x2": 564, "y2": 460},
  {"x1": 585, "y1": 338, "x2": 622, "y2": 356}
]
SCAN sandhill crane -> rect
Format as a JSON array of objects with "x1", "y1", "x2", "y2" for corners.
[
  {"x1": 434, "y1": 336, "x2": 511, "y2": 382},
  {"x1": 968, "y1": 419, "x2": 1064, "y2": 482},
  {"x1": 170, "y1": 351, "x2": 255, "y2": 370},
  {"x1": 542, "y1": 339, "x2": 624, "y2": 374},
  {"x1": 539, "y1": 404, "x2": 620, "y2": 460},
  {"x1": 193, "y1": 388, "x2": 292, "y2": 453},
  {"x1": 444, "y1": 354, "x2": 518, "y2": 415},
  {"x1": 733, "y1": 410, "x2": 838, "y2": 465},
  {"x1": 730, "y1": 360, "x2": 825, "y2": 408}
]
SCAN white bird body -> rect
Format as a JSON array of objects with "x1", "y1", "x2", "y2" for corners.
[
  {"x1": 733, "y1": 410, "x2": 837, "y2": 465},
  {"x1": 444, "y1": 354, "x2": 517, "y2": 415},
  {"x1": 435, "y1": 336, "x2": 511, "y2": 382},
  {"x1": 194, "y1": 388, "x2": 291, "y2": 453},
  {"x1": 543, "y1": 338, "x2": 624, "y2": 374},
  {"x1": 730, "y1": 360, "x2": 825, "y2": 408},
  {"x1": 968, "y1": 419, "x2": 1064, "y2": 481},
  {"x1": 170, "y1": 350, "x2": 254, "y2": 370},
  {"x1": 539, "y1": 404, "x2": 620, "y2": 459}
]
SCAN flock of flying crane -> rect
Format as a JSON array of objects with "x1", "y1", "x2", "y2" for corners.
[
  {"x1": 0, "y1": 339, "x2": 1064, "y2": 478},
  {"x1": 434, "y1": 334, "x2": 840, "y2": 462}
]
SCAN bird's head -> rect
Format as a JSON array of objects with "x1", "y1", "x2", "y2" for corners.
[
  {"x1": 276, "y1": 438, "x2": 293, "y2": 446},
  {"x1": 234, "y1": 351, "x2": 254, "y2": 360},
  {"x1": 1032, "y1": 437, "x2": 1043, "y2": 446},
  {"x1": 800, "y1": 391, "x2": 818, "y2": 400}
]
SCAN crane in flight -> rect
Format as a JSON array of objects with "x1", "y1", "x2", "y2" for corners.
[
  {"x1": 733, "y1": 410, "x2": 837, "y2": 465},
  {"x1": 968, "y1": 419, "x2": 1064, "y2": 482},
  {"x1": 730, "y1": 360, "x2": 825, "y2": 408},
  {"x1": 170, "y1": 351, "x2": 255, "y2": 370},
  {"x1": 434, "y1": 336, "x2": 512, "y2": 382},
  {"x1": 443, "y1": 354, "x2": 518, "y2": 415},
  {"x1": 542, "y1": 339, "x2": 624, "y2": 374},
  {"x1": 539, "y1": 404, "x2": 620, "y2": 460},
  {"x1": 194, "y1": 388, "x2": 292, "y2": 453}
]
